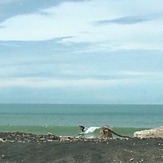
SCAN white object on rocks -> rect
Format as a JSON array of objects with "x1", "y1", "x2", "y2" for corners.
[
  {"x1": 0, "y1": 138, "x2": 5, "y2": 142},
  {"x1": 134, "y1": 126, "x2": 163, "y2": 139}
]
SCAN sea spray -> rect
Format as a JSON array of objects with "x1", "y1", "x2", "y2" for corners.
[
  {"x1": 79, "y1": 126, "x2": 100, "y2": 138},
  {"x1": 84, "y1": 127, "x2": 100, "y2": 134}
]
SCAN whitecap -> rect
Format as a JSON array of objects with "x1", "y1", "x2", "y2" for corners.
[{"x1": 84, "y1": 126, "x2": 100, "y2": 134}]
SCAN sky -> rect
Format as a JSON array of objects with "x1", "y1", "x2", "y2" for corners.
[{"x1": 0, "y1": 0, "x2": 163, "y2": 104}]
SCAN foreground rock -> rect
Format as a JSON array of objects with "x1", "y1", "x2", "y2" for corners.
[
  {"x1": 0, "y1": 136, "x2": 162, "y2": 163},
  {"x1": 0, "y1": 132, "x2": 59, "y2": 143},
  {"x1": 134, "y1": 126, "x2": 163, "y2": 139},
  {"x1": 0, "y1": 132, "x2": 163, "y2": 162}
]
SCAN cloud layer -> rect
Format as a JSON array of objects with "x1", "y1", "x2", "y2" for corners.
[
  {"x1": 0, "y1": 0, "x2": 163, "y2": 104},
  {"x1": 94, "y1": 13, "x2": 163, "y2": 25}
]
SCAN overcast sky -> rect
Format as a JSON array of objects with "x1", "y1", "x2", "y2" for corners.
[{"x1": 0, "y1": 0, "x2": 163, "y2": 104}]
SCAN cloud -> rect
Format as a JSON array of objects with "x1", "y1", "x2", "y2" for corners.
[
  {"x1": 0, "y1": 0, "x2": 87, "y2": 23},
  {"x1": 94, "y1": 13, "x2": 163, "y2": 25},
  {"x1": 95, "y1": 16, "x2": 150, "y2": 25},
  {"x1": 0, "y1": 0, "x2": 163, "y2": 49},
  {"x1": 0, "y1": 38, "x2": 163, "y2": 81},
  {"x1": 0, "y1": 0, "x2": 163, "y2": 104},
  {"x1": 0, "y1": 0, "x2": 17, "y2": 5},
  {"x1": 0, "y1": 78, "x2": 133, "y2": 89},
  {"x1": 0, "y1": 2, "x2": 162, "y2": 53},
  {"x1": 3, "y1": 70, "x2": 163, "y2": 89}
]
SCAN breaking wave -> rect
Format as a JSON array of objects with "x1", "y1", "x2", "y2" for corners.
[{"x1": 84, "y1": 127, "x2": 100, "y2": 134}]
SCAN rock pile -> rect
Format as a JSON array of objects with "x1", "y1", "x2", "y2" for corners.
[
  {"x1": 134, "y1": 126, "x2": 163, "y2": 139},
  {"x1": 0, "y1": 132, "x2": 59, "y2": 143}
]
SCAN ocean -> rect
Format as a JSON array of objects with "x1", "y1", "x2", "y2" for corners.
[{"x1": 0, "y1": 104, "x2": 162, "y2": 138}]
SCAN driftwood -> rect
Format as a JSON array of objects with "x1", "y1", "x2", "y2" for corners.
[
  {"x1": 100, "y1": 125, "x2": 131, "y2": 139},
  {"x1": 100, "y1": 126, "x2": 113, "y2": 139}
]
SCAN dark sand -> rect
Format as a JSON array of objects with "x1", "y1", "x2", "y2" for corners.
[{"x1": 0, "y1": 132, "x2": 163, "y2": 163}]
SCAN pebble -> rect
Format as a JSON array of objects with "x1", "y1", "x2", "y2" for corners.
[
  {"x1": 129, "y1": 158, "x2": 134, "y2": 161},
  {"x1": 40, "y1": 138, "x2": 45, "y2": 141}
]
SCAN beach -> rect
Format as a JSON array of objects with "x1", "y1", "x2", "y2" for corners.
[
  {"x1": 0, "y1": 104, "x2": 163, "y2": 162},
  {"x1": 0, "y1": 132, "x2": 163, "y2": 163}
]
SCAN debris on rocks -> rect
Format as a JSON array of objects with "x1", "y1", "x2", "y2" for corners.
[
  {"x1": 99, "y1": 125, "x2": 131, "y2": 139},
  {"x1": 0, "y1": 138, "x2": 5, "y2": 143}
]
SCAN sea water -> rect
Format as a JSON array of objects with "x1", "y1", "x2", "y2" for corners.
[{"x1": 0, "y1": 104, "x2": 162, "y2": 137}]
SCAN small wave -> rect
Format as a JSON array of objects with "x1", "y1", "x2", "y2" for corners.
[{"x1": 84, "y1": 127, "x2": 100, "y2": 134}]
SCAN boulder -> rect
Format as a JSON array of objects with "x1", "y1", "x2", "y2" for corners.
[{"x1": 134, "y1": 126, "x2": 163, "y2": 139}]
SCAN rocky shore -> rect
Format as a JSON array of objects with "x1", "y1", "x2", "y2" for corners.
[{"x1": 0, "y1": 132, "x2": 163, "y2": 163}]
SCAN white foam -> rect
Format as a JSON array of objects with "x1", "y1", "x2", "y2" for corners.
[{"x1": 84, "y1": 127, "x2": 100, "y2": 134}]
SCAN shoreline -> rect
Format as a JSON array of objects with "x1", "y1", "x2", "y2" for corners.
[
  {"x1": 0, "y1": 125, "x2": 150, "y2": 137},
  {"x1": 0, "y1": 132, "x2": 163, "y2": 163}
]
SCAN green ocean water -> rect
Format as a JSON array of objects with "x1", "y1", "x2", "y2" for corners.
[{"x1": 0, "y1": 104, "x2": 162, "y2": 137}]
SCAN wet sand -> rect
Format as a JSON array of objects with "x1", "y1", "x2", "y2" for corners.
[{"x1": 0, "y1": 132, "x2": 163, "y2": 163}]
